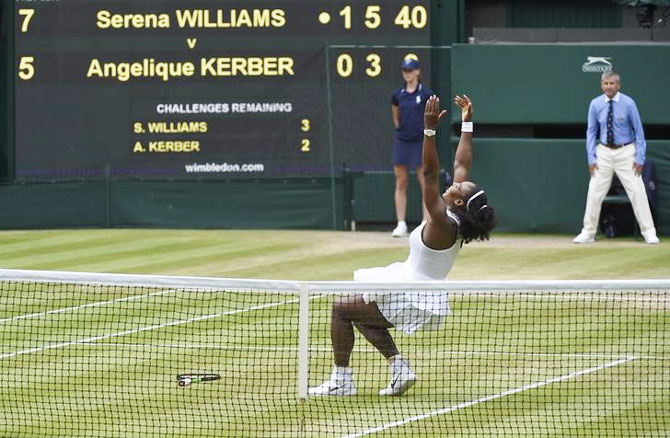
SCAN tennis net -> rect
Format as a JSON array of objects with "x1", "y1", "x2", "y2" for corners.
[{"x1": 0, "y1": 269, "x2": 668, "y2": 437}]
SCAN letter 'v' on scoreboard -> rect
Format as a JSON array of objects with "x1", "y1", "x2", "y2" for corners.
[{"x1": 14, "y1": 1, "x2": 430, "y2": 179}]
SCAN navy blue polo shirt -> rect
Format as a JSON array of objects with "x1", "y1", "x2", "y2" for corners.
[{"x1": 392, "y1": 83, "x2": 433, "y2": 142}]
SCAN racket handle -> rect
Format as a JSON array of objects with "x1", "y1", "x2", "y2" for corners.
[{"x1": 178, "y1": 377, "x2": 193, "y2": 387}]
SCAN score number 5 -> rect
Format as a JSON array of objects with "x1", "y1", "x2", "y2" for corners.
[
  {"x1": 17, "y1": 9, "x2": 36, "y2": 81},
  {"x1": 18, "y1": 57, "x2": 35, "y2": 80},
  {"x1": 338, "y1": 5, "x2": 426, "y2": 29}
]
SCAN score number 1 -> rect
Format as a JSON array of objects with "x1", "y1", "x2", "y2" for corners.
[
  {"x1": 337, "y1": 5, "x2": 427, "y2": 29},
  {"x1": 17, "y1": 9, "x2": 36, "y2": 81}
]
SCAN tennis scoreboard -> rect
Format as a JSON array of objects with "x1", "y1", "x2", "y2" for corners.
[{"x1": 14, "y1": 0, "x2": 431, "y2": 179}]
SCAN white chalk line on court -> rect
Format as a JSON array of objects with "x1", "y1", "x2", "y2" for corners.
[
  {"x1": 3, "y1": 288, "x2": 664, "y2": 327},
  {"x1": 0, "y1": 294, "x2": 325, "y2": 360},
  {"x1": 0, "y1": 289, "x2": 181, "y2": 325},
  {"x1": 66, "y1": 342, "x2": 669, "y2": 361},
  {"x1": 453, "y1": 292, "x2": 670, "y2": 303},
  {"x1": 341, "y1": 356, "x2": 640, "y2": 438}
]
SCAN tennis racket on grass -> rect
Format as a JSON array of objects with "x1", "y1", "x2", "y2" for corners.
[{"x1": 177, "y1": 373, "x2": 221, "y2": 387}]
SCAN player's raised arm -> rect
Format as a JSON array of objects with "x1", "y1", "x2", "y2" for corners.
[
  {"x1": 421, "y1": 95, "x2": 448, "y2": 218},
  {"x1": 452, "y1": 95, "x2": 473, "y2": 183}
]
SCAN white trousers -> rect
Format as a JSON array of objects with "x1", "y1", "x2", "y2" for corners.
[{"x1": 580, "y1": 143, "x2": 656, "y2": 236}]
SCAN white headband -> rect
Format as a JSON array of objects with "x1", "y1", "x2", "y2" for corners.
[{"x1": 466, "y1": 190, "x2": 485, "y2": 211}]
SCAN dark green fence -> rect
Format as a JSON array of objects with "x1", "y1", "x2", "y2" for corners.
[{"x1": 0, "y1": 178, "x2": 342, "y2": 230}]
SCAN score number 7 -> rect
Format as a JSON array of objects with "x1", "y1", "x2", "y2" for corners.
[
  {"x1": 18, "y1": 9, "x2": 35, "y2": 32},
  {"x1": 17, "y1": 9, "x2": 36, "y2": 81}
]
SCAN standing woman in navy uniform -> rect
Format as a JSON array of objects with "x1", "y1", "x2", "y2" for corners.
[{"x1": 390, "y1": 58, "x2": 433, "y2": 237}]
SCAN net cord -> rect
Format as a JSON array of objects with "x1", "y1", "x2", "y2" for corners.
[{"x1": 0, "y1": 268, "x2": 668, "y2": 294}]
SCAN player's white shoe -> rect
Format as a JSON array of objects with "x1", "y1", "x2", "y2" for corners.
[
  {"x1": 391, "y1": 222, "x2": 408, "y2": 237},
  {"x1": 642, "y1": 231, "x2": 660, "y2": 244},
  {"x1": 379, "y1": 356, "x2": 417, "y2": 396},
  {"x1": 309, "y1": 367, "x2": 357, "y2": 396},
  {"x1": 572, "y1": 232, "x2": 595, "y2": 244}
]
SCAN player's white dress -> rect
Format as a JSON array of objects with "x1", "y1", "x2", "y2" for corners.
[{"x1": 353, "y1": 212, "x2": 461, "y2": 334}]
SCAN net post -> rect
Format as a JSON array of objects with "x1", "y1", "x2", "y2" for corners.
[{"x1": 297, "y1": 282, "x2": 310, "y2": 401}]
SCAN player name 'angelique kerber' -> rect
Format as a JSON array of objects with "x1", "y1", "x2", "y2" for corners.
[
  {"x1": 96, "y1": 9, "x2": 286, "y2": 29},
  {"x1": 87, "y1": 57, "x2": 294, "y2": 81}
]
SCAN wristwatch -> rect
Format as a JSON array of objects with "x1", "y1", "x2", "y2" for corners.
[{"x1": 423, "y1": 128, "x2": 436, "y2": 137}]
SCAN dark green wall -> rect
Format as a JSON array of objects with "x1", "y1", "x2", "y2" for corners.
[
  {"x1": 1, "y1": 3, "x2": 13, "y2": 182},
  {"x1": 445, "y1": 43, "x2": 670, "y2": 235},
  {"x1": 470, "y1": 139, "x2": 670, "y2": 234},
  {"x1": 467, "y1": 139, "x2": 586, "y2": 233},
  {"x1": 432, "y1": 0, "x2": 466, "y2": 45},
  {"x1": 451, "y1": 44, "x2": 670, "y2": 124},
  {"x1": 508, "y1": 1, "x2": 622, "y2": 28},
  {"x1": 0, "y1": 179, "x2": 342, "y2": 230},
  {"x1": 353, "y1": 171, "x2": 425, "y2": 224}
]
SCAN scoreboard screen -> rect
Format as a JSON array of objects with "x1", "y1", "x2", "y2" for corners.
[{"x1": 14, "y1": 0, "x2": 431, "y2": 179}]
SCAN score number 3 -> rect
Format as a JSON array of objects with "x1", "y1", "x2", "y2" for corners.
[
  {"x1": 336, "y1": 53, "x2": 381, "y2": 78},
  {"x1": 17, "y1": 9, "x2": 36, "y2": 81},
  {"x1": 301, "y1": 119, "x2": 311, "y2": 152}
]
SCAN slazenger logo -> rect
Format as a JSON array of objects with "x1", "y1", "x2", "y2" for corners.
[{"x1": 582, "y1": 56, "x2": 613, "y2": 73}]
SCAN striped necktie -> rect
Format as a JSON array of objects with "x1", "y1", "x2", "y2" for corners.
[{"x1": 606, "y1": 100, "x2": 614, "y2": 145}]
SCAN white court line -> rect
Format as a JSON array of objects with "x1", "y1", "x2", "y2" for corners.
[
  {"x1": 0, "y1": 295, "x2": 329, "y2": 360},
  {"x1": 68, "y1": 343, "x2": 670, "y2": 361},
  {"x1": 0, "y1": 289, "x2": 179, "y2": 325},
  {"x1": 514, "y1": 293, "x2": 670, "y2": 303},
  {"x1": 451, "y1": 292, "x2": 670, "y2": 303},
  {"x1": 3, "y1": 289, "x2": 664, "y2": 326},
  {"x1": 342, "y1": 356, "x2": 640, "y2": 438}
]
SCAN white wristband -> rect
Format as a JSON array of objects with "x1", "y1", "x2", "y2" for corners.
[
  {"x1": 461, "y1": 122, "x2": 473, "y2": 133},
  {"x1": 423, "y1": 128, "x2": 436, "y2": 137}
]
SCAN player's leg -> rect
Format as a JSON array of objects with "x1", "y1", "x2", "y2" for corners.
[
  {"x1": 354, "y1": 317, "x2": 418, "y2": 396},
  {"x1": 332, "y1": 294, "x2": 397, "y2": 365},
  {"x1": 613, "y1": 147, "x2": 658, "y2": 243},
  {"x1": 337, "y1": 295, "x2": 417, "y2": 396},
  {"x1": 393, "y1": 165, "x2": 409, "y2": 237},
  {"x1": 310, "y1": 294, "x2": 395, "y2": 396},
  {"x1": 576, "y1": 145, "x2": 615, "y2": 241}
]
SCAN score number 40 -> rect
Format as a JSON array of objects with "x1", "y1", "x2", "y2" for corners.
[{"x1": 337, "y1": 5, "x2": 427, "y2": 30}]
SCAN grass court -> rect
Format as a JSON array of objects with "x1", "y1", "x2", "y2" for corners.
[{"x1": 0, "y1": 229, "x2": 668, "y2": 437}]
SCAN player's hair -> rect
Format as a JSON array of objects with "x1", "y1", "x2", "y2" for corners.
[{"x1": 453, "y1": 184, "x2": 497, "y2": 244}]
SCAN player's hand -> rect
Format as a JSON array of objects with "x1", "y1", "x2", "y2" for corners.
[
  {"x1": 424, "y1": 95, "x2": 447, "y2": 129},
  {"x1": 589, "y1": 163, "x2": 598, "y2": 177},
  {"x1": 633, "y1": 162, "x2": 643, "y2": 176},
  {"x1": 454, "y1": 95, "x2": 473, "y2": 122}
]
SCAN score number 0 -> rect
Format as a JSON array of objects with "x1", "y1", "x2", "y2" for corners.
[{"x1": 336, "y1": 53, "x2": 381, "y2": 78}]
